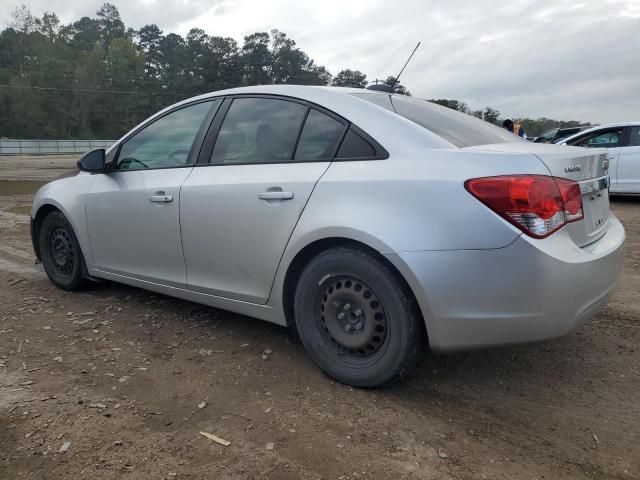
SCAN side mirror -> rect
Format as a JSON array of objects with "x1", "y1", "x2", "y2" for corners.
[{"x1": 77, "y1": 149, "x2": 106, "y2": 173}]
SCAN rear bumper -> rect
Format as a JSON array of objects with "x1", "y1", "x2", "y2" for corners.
[{"x1": 393, "y1": 213, "x2": 626, "y2": 352}]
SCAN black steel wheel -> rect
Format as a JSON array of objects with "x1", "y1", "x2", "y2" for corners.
[
  {"x1": 317, "y1": 275, "x2": 389, "y2": 364},
  {"x1": 38, "y1": 211, "x2": 88, "y2": 291},
  {"x1": 294, "y1": 246, "x2": 423, "y2": 388}
]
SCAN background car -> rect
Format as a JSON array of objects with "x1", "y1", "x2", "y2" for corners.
[
  {"x1": 558, "y1": 122, "x2": 640, "y2": 194},
  {"x1": 534, "y1": 126, "x2": 590, "y2": 144},
  {"x1": 30, "y1": 86, "x2": 625, "y2": 387}
]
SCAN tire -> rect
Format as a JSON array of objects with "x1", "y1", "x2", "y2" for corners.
[
  {"x1": 38, "y1": 211, "x2": 88, "y2": 291},
  {"x1": 293, "y1": 246, "x2": 423, "y2": 388}
]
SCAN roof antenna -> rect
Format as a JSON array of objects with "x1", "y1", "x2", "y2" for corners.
[
  {"x1": 367, "y1": 42, "x2": 421, "y2": 92},
  {"x1": 389, "y1": 41, "x2": 421, "y2": 90}
]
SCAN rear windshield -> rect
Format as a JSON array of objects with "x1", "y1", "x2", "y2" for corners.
[{"x1": 352, "y1": 93, "x2": 522, "y2": 148}]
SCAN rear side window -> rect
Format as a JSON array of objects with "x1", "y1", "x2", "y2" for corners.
[
  {"x1": 389, "y1": 96, "x2": 519, "y2": 148},
  {"x1": 336, "y1": 128, "x2": 376, "y2": 158},
  {"x1": 353, "y1": 93, "x2": 519, "y2": 148},
  {"x1": 212, "y1": 98, "x2": 307, "y2": 164},
  {"x1": 628, "y1": 127, "x2": 640, "y2": 147},
  {"x1": 294, "y1": 109, "x2": 345, "y2": 161}
]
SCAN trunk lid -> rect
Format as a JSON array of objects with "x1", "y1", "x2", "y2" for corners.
[{"x1": 466, "y1": 142, "x2": 611, "y2": 247}]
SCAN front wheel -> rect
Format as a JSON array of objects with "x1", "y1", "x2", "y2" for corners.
[
  {"x1": 38, "y1": 211, "x2": 88, "y2": 291},
  {"x1": 294, "y1": 247, "x2": 423, "y2": 388}
]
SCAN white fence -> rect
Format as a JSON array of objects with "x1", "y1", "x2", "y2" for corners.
[{"x1": 0, "y1": 139, "x2": 115, "y2": 155}]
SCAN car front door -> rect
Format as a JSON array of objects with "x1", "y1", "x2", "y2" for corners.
[
  {"x1": 180, "y1": 96, "x2": 347, "y2": 303},
  {"x1": 85, "y1": 100, "x2": 220, "y2": 286},
  {"x1": 616, "y1": 126, "x2": 640, "y2": 193}
]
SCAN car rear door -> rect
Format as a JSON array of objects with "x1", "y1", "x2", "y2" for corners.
[
  {"x1": 85, "y1": 99, "x2": 220, "y2": 287},
  {"x1": 616, "y1": 126, "x2": 640, "y2": 193},
  {"x1": 180, "y1": 96, "x2": 347, "y2": 304}
]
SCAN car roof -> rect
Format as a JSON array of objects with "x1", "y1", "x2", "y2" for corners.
[
  {"x1": 559, "y1": 122, "x2": 640, "y2": 144},
  {"x1": 110, "y1": 85, "x2": 454, "y2": 155},
  {"x1": 186, "y1": 84, "x2": 388, "y2": 102}
]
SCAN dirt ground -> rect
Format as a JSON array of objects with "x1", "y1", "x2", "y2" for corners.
[{"x1": 0, "y1": 156, "x2": 639, "y2": 480}]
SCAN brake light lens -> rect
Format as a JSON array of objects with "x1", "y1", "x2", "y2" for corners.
[{"x1": 465, "y1": 175, "x2": 584, "y2": 238}]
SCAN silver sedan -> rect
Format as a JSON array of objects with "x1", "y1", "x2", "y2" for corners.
[{"x1": 31, "y1": 85, "x2": 625, "y2": 387}]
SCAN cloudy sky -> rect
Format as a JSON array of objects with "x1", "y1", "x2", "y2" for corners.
[{"x1": 2, "y1": 0, "x2": 639, "y2": 123}]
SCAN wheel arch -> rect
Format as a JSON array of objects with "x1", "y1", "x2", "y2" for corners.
[
  {"x1": 31, "y1": 203, "x2": 63, "y2": 261},
  {"x1": 280, "y1": 236, "x2": 428, "y2": 342}
]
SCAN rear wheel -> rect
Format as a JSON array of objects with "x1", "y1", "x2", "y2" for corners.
[
  {"x1": 294, "y1": 246, "x2": 423, "y2": 388},
  {"x1": 38, "y1": 211, "x2": 88, "y2": 291}
]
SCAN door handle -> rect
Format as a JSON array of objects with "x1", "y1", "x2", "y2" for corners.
[
  {"x1": 149, "y1": 194, "x2": 173, "y2": 203},
  {"x1": 258, "y1": 191, "x2": 294, "y2": 201}
]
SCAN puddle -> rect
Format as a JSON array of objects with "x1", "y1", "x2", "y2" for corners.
[
  {"x1": 6, "y1": 206, "x2": 31, "y2": 216},
  {"x1": 0, "y1": 180, "x2": 47, "y2": 196}
]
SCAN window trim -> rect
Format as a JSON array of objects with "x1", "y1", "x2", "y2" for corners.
[
  {"x1": 110, "y1": 98, "x2": 222, "y2": 173},
  {"x1": 195, "y1": 93, "x2": 388, "y2": 168}
]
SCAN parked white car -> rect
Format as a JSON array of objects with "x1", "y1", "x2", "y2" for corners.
[{"x1": 559, "y1": 123, "x2": 640, "y2": 194}]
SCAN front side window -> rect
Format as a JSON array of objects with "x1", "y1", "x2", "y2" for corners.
[
  {"x1": 212, "y1": 98, "x2": 307, "y2": 164},
  {"x1": 569, "y1": 129, "x2": 622, "y2": 148},
  {"x1": 117, "y1": 101, "x2": 215, "y2": 171},
  {"x1": 627, "y1": 127, "x2": 640, "y2": 147},
  {"x1": 294, "y1": 109, "x2": 345, "y2": 161}
]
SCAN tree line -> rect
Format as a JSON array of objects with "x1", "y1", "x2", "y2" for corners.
[{"x1": 0, "y1": 4, "x2": 590, "y2": 140}]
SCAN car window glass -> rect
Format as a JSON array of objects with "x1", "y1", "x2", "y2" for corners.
[
  {"x1": 212, "y1": 98, "x2": 307, "y2": 164},
  {"x1": 355, "y1": 93, "x2": 519, "y2": 148},
  {"x1": 117, "y1": 101, "x2": 215, "y2": 171},
  {"x1": 570, "y1": 130, "x2": 622, "y2": 148},
  {"x1": 336, "y1": 128, "x2": 376, "y2": 158},
  {"x1": 354, "y1": 93, "x2": 395, "y2": 111},
  {"x1": 628, "y1": 127, "x2": 640, "y2": 147},
  {"x1": 294, "y1": 109, "x2": 345, "y2": 161}
]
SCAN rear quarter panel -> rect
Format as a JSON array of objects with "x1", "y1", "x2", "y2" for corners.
[
  {"x1": 268, "y1": 148, "x2": 550, "y2": 318},
  {"x1": 290, "y1": 150, "x2": 549, "y2": 253}
]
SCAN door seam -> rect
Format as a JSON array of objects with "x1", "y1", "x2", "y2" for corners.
[
  {"x1": 178, "y1": 167, "x2": 197, "y2": 287},
  {"x1": 264, "y1": 162, "x2": 333, "y2": 303}
]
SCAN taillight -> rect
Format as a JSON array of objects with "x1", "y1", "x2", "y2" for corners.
[
  {"x1": 554, "y1": 177, "x2": 584, "y2": 222},
  {"x1": 465, "y1": 175, "x2": 584, "y2": 238}
]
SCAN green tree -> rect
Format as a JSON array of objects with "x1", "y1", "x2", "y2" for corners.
[
  {"x1": 269, "y1": 30, "x2": 330, "y2": 85},
  {"x1": 60, "y1": 17, "x2": 101, "y2": 52},
  {"x1": 429, "y1": 99, "x2": 469, "y2": 113},
  {"x1": 137, "y1": 24, "x2": 163, "y2": 80},
  {"x1": 96, "y1": 3, "x2": 126, "y2": 46},
  {"x1": 158, "y1": 32, "x2": 186, "y2": 90},
  {"x1": 38, "y1": 12, "x2": 60, "y2": 41},
  {"x1": 241, "y1": 32, "x2": 272, "y2": 85},
  {"x1": 473, "y1": 107, "x2": 501, "y2": 125},
  {"x1": 9, "y1": 4, "x2": 36, "y2": 75},
  {"x1": 332, "y1": 69, "x2": 367, "y2": 88},
  {"x1": 203, "y1": 36, "x2": 242, "y2": 90},
  {"x1": 383, "y1": 76, "x2": 410, "y2": 96}
]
